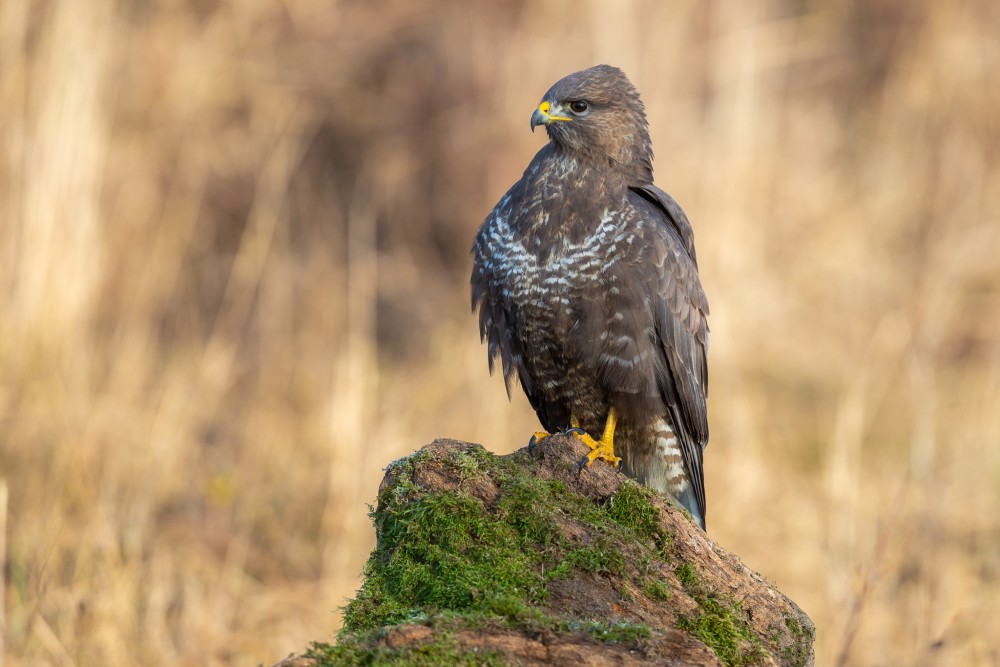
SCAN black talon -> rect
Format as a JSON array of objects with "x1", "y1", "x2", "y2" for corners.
[
  {"x1": 528, "y1": 434, "x2": 538, "y2": 452},
  {"x1": 564, "y1": 426, "x2": 585, "y2": 436},
  {"x1": 577, "y1": 455, "x2": 591, "y2": 472}
]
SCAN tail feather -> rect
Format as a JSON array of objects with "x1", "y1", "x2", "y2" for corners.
[{"x1": 622, "y1": 417, "x2": 705, "y2": 530}]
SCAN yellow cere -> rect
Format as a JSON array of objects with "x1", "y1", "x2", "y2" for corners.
[{"x1": 538, "y1": 100, "x2": 573, "y2": 122}]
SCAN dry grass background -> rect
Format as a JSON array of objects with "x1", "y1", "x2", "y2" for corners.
[{"x1": 1, "y1": 0, "x2": 999, "y2": 665}]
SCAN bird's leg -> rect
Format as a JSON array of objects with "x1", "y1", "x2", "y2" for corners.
[
  {"x1": 527, "y1": 413, "x2": 622, "y2": 472},
  {"x1": 571, "y1": 409, "x2": 623, "y2": 471}
]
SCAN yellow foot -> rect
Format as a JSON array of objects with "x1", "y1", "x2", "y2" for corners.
[
  {"x1": 571, "y1": 410, "x2": 622, "y2": 472},
  {"x1": 527, "y1": 431, "x2": 551, "y2": 450}
]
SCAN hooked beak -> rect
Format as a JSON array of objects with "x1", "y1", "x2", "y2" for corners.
[
  {"x1": 530, "y1": 100, "x2": 573, "y2": 132},
  {"x1": 530, "y1": 108, "x2": 546, "y2": 132}
]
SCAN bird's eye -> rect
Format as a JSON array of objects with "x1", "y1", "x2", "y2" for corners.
[{"x1": 569, "y1": 100, "x2": 589, "y2": 114}]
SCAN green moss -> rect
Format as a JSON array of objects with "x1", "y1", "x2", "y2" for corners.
[
  {"x1": 674, "y1": 562, "x2": 699, "y2": 588},
  {"x1": 447, "y1": 447, "x2": 487, "y2": 482},
  {"x1": 778, "y1": 614, "x2": 815, "y2": 667},
  {"x1": 341, "y1": 445, "x2": 607, "y2": 634},
  {"x1": 603, "y1": 483, "x2": 668, "y2": 545},
  {"x1": 335, "y1": 444, "x2": 785, "y2": 666},
  {"x1": 311, "y1": 615, "x2": 652, "y2": 666},
  {"x1": 558, "y1": 619, "x2": 652, "y2": 643},
  {"x1": 342, "y1": 446, "x2": 697, "y2": 636},
  {"x1": 602, "y1": 480, "x2": 680, "y2": 605},
  {"x1": 643, "y1": 578, "x2": 672, "y2": 601},
  {"x1": 494, "y1": 477, "x2": 564, "y2": 548},
  {"x1": 307, "y1": 634, "x2": 508, "y2": 666},
  {"x1": 674, "y1": 564, "x2": 769, "y2": 667},
  {"x1": 342, "y1": 484, "x2": 547, "y2": 632},
  {"x1": 563, "y1": 535, "x2": 627, "y2": 576}
]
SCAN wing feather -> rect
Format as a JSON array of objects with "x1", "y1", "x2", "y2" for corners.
[{"x1": 629, "y1": 185, "x2": 710, "y2": 525}]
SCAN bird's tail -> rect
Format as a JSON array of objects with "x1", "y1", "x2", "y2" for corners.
[{"x1": 626, "y1": 417, "x2": 705, "y2": 530}]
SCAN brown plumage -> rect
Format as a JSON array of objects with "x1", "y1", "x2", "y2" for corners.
[{"x1": 471, "y1": 65, "x2": 710, "y2": 529}]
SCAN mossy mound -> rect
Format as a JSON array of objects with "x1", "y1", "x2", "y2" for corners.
[{"x1": 294, "y1": 436, "x2": 814, "y2": 667}]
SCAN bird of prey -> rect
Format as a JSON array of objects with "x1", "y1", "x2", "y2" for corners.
[{"x1": 471, "y1": 65, "x2": 710, "y2": 529}]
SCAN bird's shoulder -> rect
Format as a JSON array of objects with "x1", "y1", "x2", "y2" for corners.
[{"x1": 626, "y1": 184, "x2": 699, "y2": 264}]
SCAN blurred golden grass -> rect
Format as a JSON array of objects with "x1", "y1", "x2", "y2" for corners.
[{"x1": 1, "y1": 0, "x2": 999, "y2": 665}]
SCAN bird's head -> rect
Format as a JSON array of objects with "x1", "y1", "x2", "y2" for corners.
[{"x1": 530, "y1": 65, "x2": 653, "y2": 181}]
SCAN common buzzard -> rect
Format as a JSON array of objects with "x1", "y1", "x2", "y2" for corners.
[{"x1": 471, "y1": 65, "x2": 710, "y2": 529}]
